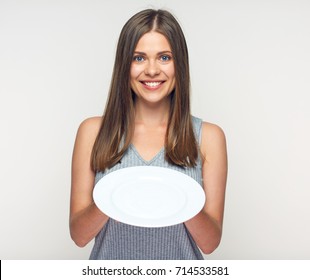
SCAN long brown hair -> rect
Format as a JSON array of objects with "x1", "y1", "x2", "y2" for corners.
[{"x1": 91, "y1": 9, "x2": 198, "y2": 171}]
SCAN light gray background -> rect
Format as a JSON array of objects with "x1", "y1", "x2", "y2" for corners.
[{"x1": 1, "y1": 0, "x2": 309, "y2": 259}]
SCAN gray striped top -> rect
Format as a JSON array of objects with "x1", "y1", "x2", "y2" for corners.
[{"x1": 89, "y1": 116, "x2": 204, "y2": 260}]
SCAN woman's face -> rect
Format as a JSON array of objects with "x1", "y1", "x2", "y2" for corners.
[{"x1": 130, "y1": 31, "x2": 175, "y2": 106}]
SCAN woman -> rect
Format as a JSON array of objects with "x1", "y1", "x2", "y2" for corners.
[{"x1": 70, "y1": 9, "x2": 227, "y2": 260}]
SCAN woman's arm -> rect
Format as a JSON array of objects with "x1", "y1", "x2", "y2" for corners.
[
  {"x1": 184, "y1": 122, "x2": 228, "y2": 254},
  {"x1": 69, "y1": 117, "x2": 109, "y2": 247}
]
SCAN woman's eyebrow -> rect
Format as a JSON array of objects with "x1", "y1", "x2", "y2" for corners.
[
  {"x1": 133, "y1": 50, "x2": 173, "y2": 55},
  {"x1": 158, "y1": 51, "x2": 173, "y2": 55},
  {"x1": 133, "y1": 51, "x2": 146, "y2": 55}
]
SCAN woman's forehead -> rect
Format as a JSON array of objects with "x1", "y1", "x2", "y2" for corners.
[{"x1": 134, "y1": 31, "x2": 172, "y2": 52}]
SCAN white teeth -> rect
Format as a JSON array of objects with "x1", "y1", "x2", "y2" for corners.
[{"x1": 144, "y1": 82, "x2": 162, "y2": 87}]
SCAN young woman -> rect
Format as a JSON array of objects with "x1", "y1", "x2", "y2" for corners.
[{"x1": 70, "y1": 9, "x2": 227, "y2": 260}]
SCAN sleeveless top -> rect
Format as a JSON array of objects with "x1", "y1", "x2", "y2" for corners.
[{"x1": 89, "y1": 116, "x2": 204, "y2": 260}]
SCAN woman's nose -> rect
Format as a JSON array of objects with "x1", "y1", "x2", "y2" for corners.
[{"x1": 144, "y1": 60, "x2": 160, "y2": 76}]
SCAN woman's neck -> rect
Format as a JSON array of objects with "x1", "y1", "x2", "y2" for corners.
[{"x1": 134, "y1": 99, "x2": 170, "y2": 126}]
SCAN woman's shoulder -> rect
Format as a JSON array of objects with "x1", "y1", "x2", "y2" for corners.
[
  {"x1": 201, "y1": 121, "x2": 225, "y2": 138},
  {"x1": 200, "y1": 121, "x2": 226, "y2": 156},
  {"x1": 78, "y1": 116, "x2": 102, "y2": 129},
  {"x1": 75, "y1": 116, "x2": 102, "y2": 142}
]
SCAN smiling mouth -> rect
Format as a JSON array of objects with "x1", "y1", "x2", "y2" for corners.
[{"x1": 141, "y1": 81, "x2": 164, "y2": 88}]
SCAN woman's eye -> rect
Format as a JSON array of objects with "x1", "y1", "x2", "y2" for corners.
[
  {"x1": 160, "y1": 55, "x2": 171, "y2": 62},
  {"x1": 133, "y1": 56, "x2": 144, "y2": 62}
]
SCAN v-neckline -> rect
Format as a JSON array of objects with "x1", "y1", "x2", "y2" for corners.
[{"x1": 129, "y1": 143, "x2": 164, "y2": 165}]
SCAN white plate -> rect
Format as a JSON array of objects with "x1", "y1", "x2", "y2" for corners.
[{"x1": 93, "y1": 166, "x2": 205, "y2": 227}]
